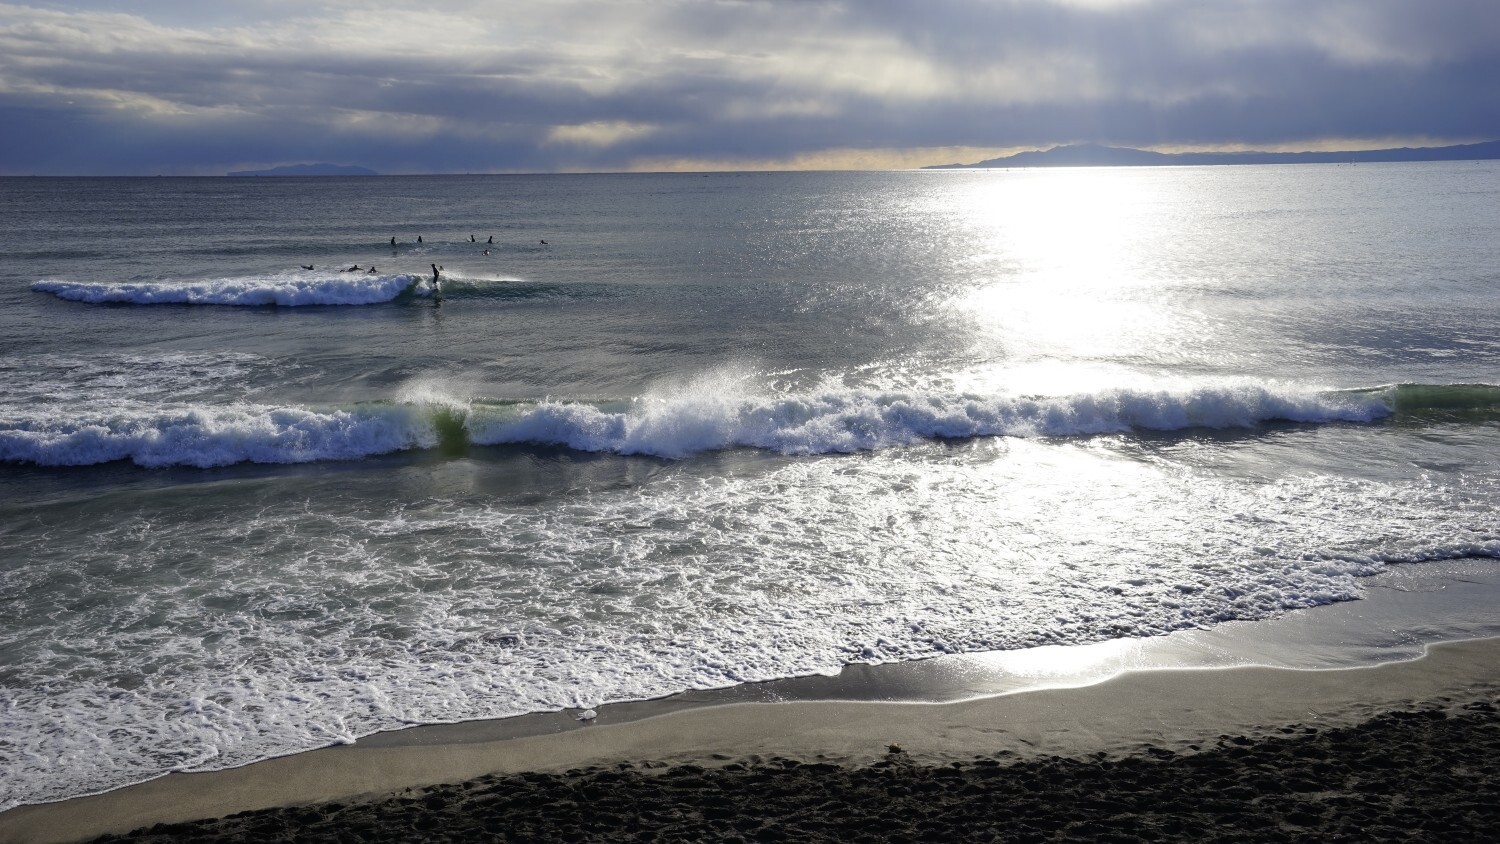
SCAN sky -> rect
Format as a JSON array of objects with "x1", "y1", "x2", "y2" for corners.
[{"x1": 1, "y1": 0, "x2": 1498, "y2": 175}]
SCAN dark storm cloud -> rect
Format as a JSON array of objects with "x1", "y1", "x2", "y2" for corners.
[{"x1": 0, "y1": 0, "x2": 1496, "y2": 173}]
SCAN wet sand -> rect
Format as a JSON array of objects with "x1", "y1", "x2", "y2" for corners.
[
  {"x1": 87, "y1": 703, "x2": 1500, "y2": 842},
  {"x1": 4, "y1": 635, "x2": 1500, "y2": 843}
]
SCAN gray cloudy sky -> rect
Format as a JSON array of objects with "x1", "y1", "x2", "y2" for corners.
[{"x1": 2, "y1": 0, "x2": 1498, "y2": 174}]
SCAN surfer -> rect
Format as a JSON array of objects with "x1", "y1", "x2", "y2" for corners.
[
  {"x1": 300, "y1": 264, "x2": 314, "y2": 270},
  {"x1": 470, "y1": 234, "x2": 476, "y2": 242},
  {"x1": 367, "y1": 266, "x2": 378, "y2": 274},
  {"x1": 483, "y1": 249, "x2": 490, "y2": 255},
  {"x1": 345, "y1": 265, "x2": 362, "y2": 272},
  {"x1": 390, "y1": 236, "x2": 397, "y2": 247},
  {"x1": 417, "y1": 235, "x2": 423, "y2": 243},
  {"x1": 431, "y1": 263, "x2": 441, "y2": 284},
  {"x1": 540, "y1": 239, "x2": 548, "y2": 245},
  {"x1": 487, "y1": 235, "x2": 493, "y2": 244}
]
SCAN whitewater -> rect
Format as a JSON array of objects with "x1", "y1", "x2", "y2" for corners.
[
  {"x1": 33, "y1": 271, "x2": 433, "y2": 306},
  {"x1": 3, "y1": 165, "x2": 1500, "y2": 812},
  {"x1": 0, "y1": 380, "x2": 1398, "y2": 468}
]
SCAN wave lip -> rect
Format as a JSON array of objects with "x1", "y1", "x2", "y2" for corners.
[{"x1": 32, "y1": 272, "x2": 421, "y2": 306}]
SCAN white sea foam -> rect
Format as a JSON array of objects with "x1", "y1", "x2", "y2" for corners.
[
  {"x1": 469, "y1": 382, "x2": 1392, "y2": 457},
  {"x1": 0, "y1": 382, "x2": 1393, "y2": 467},
  {"x1": 32, "y1": 271, "x2": 422, "y2": 306},
  {"x1": 3, "y1": 445, "x2": 1495, "y2": 810},
  {"x1": 0, "y1": 403, "x2": 431, "y2": 467}
]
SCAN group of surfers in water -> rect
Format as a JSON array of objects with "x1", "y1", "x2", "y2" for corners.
[{"x1": 298, "y1": 235, "x2": 550, "y2": 300}]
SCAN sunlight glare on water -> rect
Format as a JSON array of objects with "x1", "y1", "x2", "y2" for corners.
[{"x1": 935, "y1": 169, "x2": 1198, "y2": 394}]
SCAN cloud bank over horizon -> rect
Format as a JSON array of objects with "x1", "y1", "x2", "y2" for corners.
[{"x1": 1, "y1": 0, "x2": 1497, "y2": 174}]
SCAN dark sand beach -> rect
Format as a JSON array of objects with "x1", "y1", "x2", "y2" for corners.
[
  {"x1": 87, "y1": 703, "x2": 1500, "y2": 842},
  {"x1": 5, "y1": 635, "x2": 1500, "y2": 843}
]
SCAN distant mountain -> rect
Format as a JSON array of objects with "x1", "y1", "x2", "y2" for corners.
[
  {"x1": 227, "y1": 163, "x2": 378, "y2": 177},
  {"x1": 924, "y1": 140, "x2": 1500, "y2": 169}
]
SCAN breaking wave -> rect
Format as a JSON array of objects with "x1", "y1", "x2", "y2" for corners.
[
  {"x1": 0, "y1": 381, "x2": 1407, "y2": 469},
  {"x1": 32, "y1": 272, "x2": 431, "y2": 306}
]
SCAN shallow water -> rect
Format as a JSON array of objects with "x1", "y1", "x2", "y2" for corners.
[{"x1": 2, "y1": 164, "x2": 1500, "y2": 809}]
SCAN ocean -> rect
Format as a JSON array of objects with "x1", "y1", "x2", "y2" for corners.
[{"x1": 3, "y1": 164, "x2": 1500, "y2": 811}]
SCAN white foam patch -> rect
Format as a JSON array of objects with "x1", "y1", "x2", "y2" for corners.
[
  {"x1": 469, "y1": 382, "x2": 1392, "y2": 457},
  {"x1": 2, "y1": 445, "x2": 1494, "y2": 810},
  {"x1": 0, "y1": 403, "x2": 431, "y2": 467},
  {"x1": 33, "y1": 271, "x2": 422, "y2": 306}
]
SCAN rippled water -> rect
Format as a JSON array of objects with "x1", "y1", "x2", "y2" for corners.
[{"x1": 3, "y1": 164, "x2": 1500, "y2": 809}]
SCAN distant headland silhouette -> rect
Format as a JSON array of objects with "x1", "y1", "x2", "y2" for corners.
[{"x1": 925, "y1": 140, "x2": 1500, "y2": 169}]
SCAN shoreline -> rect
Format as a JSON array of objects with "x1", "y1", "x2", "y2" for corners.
[
  {"x1": 5, "y1": 632, "x2": 1500, "y2": 842},
  {"x1": 5, "y1": 560, "x2": 1500, "y2": 842},
  {"x1": 84, "y1": 699, "x2": 1500, "y2": 842}
]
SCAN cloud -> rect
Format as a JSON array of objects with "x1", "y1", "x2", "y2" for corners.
[{"x1": 0, "y1": 0, "x2": 1496, "y2": 173}]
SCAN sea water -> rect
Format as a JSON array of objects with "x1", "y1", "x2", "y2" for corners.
[{"x1": 2, "y1": 165, "x2": 1499, "y2": 809}]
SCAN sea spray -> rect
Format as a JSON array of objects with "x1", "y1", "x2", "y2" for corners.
[{"x1": 396, "y1": 381, "x2": 474, "y2": 458}]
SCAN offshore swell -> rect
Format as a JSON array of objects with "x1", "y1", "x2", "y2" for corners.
[{"x1": 0, "y1": 380, "x2": 1435, "y2": 468}]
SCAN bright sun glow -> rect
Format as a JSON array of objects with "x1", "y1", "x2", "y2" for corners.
[{"x1": 940, "y1": 168, "x2": 1212, "y2": 395}]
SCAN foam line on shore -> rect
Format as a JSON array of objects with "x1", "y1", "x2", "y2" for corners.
[{"x1": 5, "y1": 633, "x2": 1499, "y2": 844}]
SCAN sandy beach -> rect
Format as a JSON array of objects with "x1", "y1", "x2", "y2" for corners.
[{"x1": 4, "y1": 633, "x2": 1500, "y2": 843}]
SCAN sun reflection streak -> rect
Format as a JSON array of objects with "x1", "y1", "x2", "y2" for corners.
[{"x1": 938, "y1": 168, "x2": 1217, "y2": 393}]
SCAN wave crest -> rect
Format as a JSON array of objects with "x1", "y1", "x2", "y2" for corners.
[
  {"x1": 0, "y1": 404, "x2": 430, "y2": 468},
  {"x1": 0, "y1": 383, "x2": 1400, "y2": 468},
  {"x1": 32, "y1": 272, "x2": 423, "y2": 306},
  {"x1": 471, "y1": 384, "x2": 1390, "y2": 457}
]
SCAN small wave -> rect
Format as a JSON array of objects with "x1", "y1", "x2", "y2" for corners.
[
  {"x1": 0, "y1": 404, "x2": 431, "y2": 468},
  {"x1": 0, "y1": 383, "x2": 1405, "y2": 469},
  {"x1": 32, "y1": 272, "x2": 423, "y2": 306}
]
